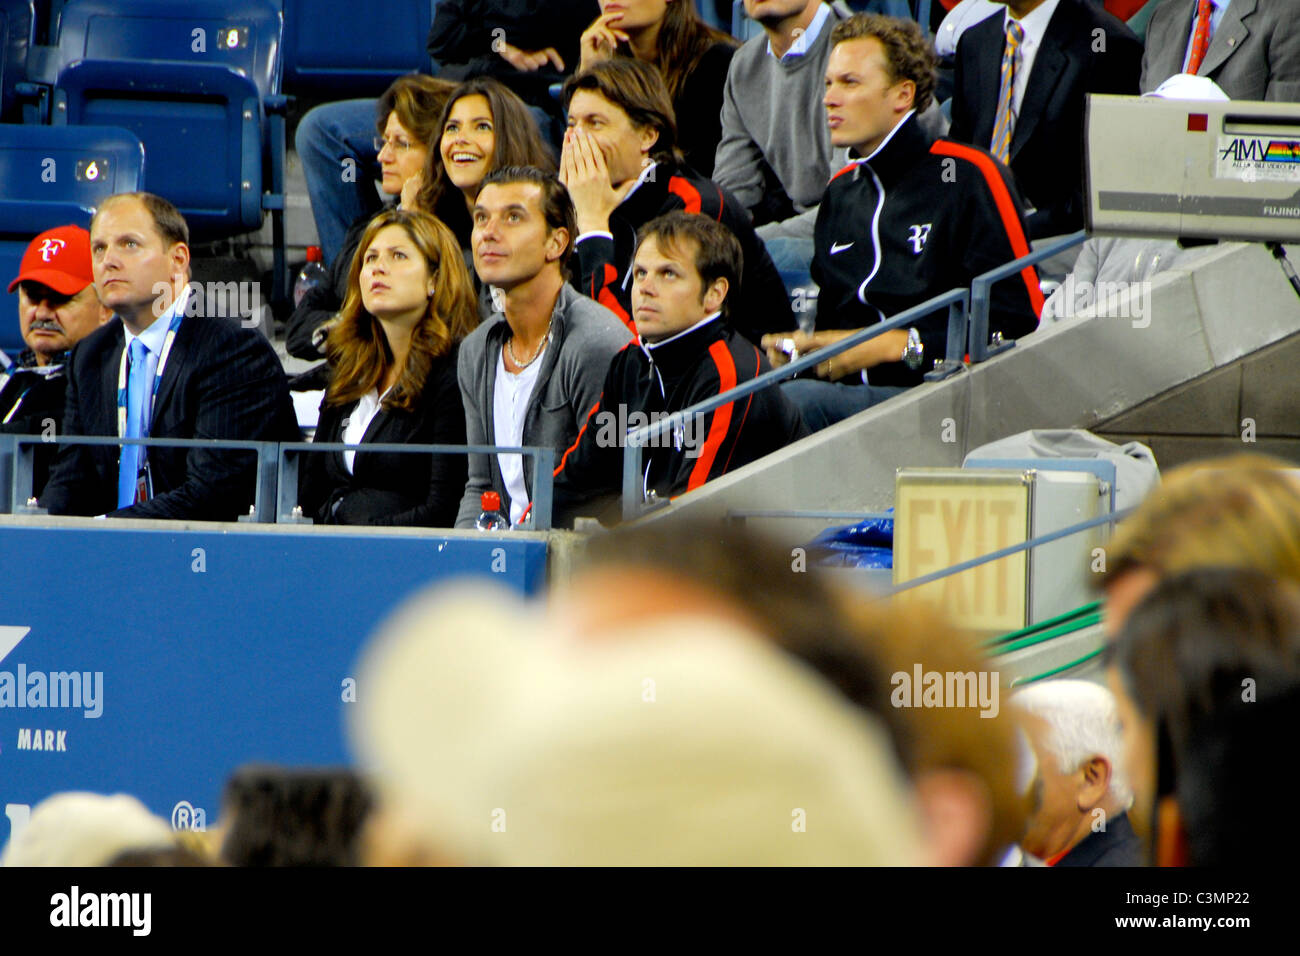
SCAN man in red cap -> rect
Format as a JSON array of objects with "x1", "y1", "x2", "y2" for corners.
[{"x1": 1, "y1": 225, "x2": 111, "y2": 495}]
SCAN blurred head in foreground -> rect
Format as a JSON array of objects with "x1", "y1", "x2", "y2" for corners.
[
  {"x1": 1, "y1": 792, "x2": 175, "y2": 866},
  {"x1": 219, "y1": 765, "x2": 373, "y2": 867},
  {"x1": 351, "y1": 577, "x2": 923, "y2": 865},
  {"x1": 1099, "y1": 453, "x2": 1300, "y2": 636},
  {"x1": 1109, "y1": 566, "x2": 1300, "y2": 865},
  {"x1": 549, "y1": 522, "x2": 1027, "y2": 866}
]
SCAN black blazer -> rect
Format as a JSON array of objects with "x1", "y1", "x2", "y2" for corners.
[
  {"x1": 298, "y1": 344, "x2": 467, "y2": 527},
  {"x1": 39, "y1": 315, "x2": 301, "y2": 519},
  {"x1": 1, "y1": 358, "x2": 69, "y2": 498},
  {"x1": 949, "y1": 0, "x2": 1142, "y2": 238}
]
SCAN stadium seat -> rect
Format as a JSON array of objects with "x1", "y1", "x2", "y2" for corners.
[
  {"x1": 29, "y1": 0, "x2": 290, "y2": 303},
  {"x1": 0, "y1": 0, "x2": 32, "y2": 122},
  {"x1": 0, "y1": 122, "x2": 141, "y2": 351},
  {"x1": 281, "y1": 0, "x2": 434, "y2": 98}
]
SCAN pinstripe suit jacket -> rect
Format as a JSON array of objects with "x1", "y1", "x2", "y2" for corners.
[{"x1": 39, "y1": 313, "x2": 300, "y2": 520}]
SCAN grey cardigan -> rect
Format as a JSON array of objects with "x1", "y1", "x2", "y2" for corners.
[{"x1": 454, "y1": 282, "x2": 633, "y2": 528}]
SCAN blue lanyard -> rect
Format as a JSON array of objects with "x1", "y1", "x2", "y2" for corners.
[{"x1": 116, "y1": 312, "x2": 183, "y2": 439}]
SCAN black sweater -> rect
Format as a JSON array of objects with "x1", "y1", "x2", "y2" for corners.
[{"x1": 674, "y1": 41, "x2": 735, "y2": 178}]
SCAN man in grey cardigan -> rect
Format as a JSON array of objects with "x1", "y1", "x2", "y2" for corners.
[{"x1": 455, "y1": 166, "x2": 633, "y2": 529}]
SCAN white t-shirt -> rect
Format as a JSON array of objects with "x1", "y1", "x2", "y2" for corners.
[{"x1": 493, "y1": 347, "x2": 543, "y2": 526}]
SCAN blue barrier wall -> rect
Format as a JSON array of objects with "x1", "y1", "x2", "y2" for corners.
[{"x1": 0, "y1": 523, "x2": 548, "y2": 849}]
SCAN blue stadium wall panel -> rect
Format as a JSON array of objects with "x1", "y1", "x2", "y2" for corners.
[{"x1": 0, "y1": 525, "x2": 548, "y2": 845}]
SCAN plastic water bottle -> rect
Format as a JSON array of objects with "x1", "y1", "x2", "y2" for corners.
[
  {"x1": 476, "y1": 491, "x2": 509, "y2": 531},
  {"x1": 293, "y1": 245, "x2": 328, "y2": 307}
]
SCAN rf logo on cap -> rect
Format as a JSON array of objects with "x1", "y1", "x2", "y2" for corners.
[{"x1": 38, "y1": 238, "x2": 67, "y2": 262}]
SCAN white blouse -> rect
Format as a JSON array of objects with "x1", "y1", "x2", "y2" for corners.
[{"x1": 342, "y1": 386, "x2": 393, "y2": 474}]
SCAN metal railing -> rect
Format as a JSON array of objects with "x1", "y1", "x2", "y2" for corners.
[
  {"x1": 619, "y1": 231, "x2": 1089, "y2": 520},
  {"x1": 0, "y1": 433, "x2": 557, "y2": 529},
  {"x1": 620, "y1": 287, "x2": 969, "y2": 521},
  {"x1": 275, "y1": 441, "x2": 554, "y2": 528}
]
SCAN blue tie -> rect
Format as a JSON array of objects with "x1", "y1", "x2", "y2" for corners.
[{"x1": 117, "y1": 338, "x2": 150, "y2": 508}]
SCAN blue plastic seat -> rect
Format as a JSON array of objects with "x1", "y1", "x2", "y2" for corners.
[
  {"x1": 0, "y1": 0, "x2": 32, "y2": 121},
  {"x1": 282, "y1": 0, "x2": 433, "y2": 98},
  {"x1": 0, "y1": 122, "x2": 142, "y2": 351},
  {"x1": 29, "y1": 0, "x2": 290, "y2": 302}
]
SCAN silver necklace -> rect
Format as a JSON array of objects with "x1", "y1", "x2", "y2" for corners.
[{"x1": 505, "y1": 319, "x2": 551, "y2": 370}]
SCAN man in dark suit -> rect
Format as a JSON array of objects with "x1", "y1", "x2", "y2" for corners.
[
  {"x1": 1141, "y1": 0, "x2": 1300, "y2": 102},
  {"x1": 39, "y1": 192, "x2": 299, "y2": 520},
  {"x1": 949, "y1": 0, "x2": 1143, "y2": 239}
]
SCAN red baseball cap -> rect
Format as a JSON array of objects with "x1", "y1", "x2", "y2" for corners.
[{"x1": 7, "y1": 225, "x2": 94, "y2": 296}]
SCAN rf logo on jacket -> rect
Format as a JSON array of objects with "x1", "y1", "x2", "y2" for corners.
[{"x1": 907, "y1": 224, "x2": 932, "y2": 254}]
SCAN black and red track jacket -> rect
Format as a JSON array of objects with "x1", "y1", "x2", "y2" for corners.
[
  {"x1": 572, "y1": 158, "x2": 795, "y2": 347},
  {"x1": 551, "y1": 312, "x2": 808, "y2": 526},
  {"x1": 812, "y1": 111, "x2": 1044, "y2": 388}
]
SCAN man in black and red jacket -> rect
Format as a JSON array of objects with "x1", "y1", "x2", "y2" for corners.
[
  {"x1": 762, "y1": 14, "x2": 1043, "y2": 432},
  {"x1": 552, "y1": 212, "x2": 807, "y2": 527},
  {"x1": 559, "y1": 58, "x2": 794, "y2": 347}
]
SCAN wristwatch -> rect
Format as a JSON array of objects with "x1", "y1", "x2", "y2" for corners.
[{"x1": 901, "y1": 327, "x2": 924, "y2": 370}]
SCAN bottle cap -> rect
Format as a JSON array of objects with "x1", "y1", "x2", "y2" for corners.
[
  {"x1": 481, "y1": 491, "x2": 502, "y2": 511},
  {"x1": 306, "y1": 245, "x2": 323, "y2": 262}
]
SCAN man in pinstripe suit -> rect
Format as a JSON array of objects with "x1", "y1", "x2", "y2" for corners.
[{"x1": 40, "y1": 193, "x2": 299, "y2": 520}]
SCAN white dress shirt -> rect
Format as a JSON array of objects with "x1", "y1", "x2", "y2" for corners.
[
  {"x1": 1004, "y1": 0, "x2": 1062, "y2": 118},
  {"x1": 341, "y1": 385, "x2": 392, "y2": 474}
]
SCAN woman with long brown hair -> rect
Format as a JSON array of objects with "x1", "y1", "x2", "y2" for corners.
[
  {"x1": 288, "y1": 74, "x2": 456, "y2": 360},
  {"x1": 414, "y1": 77, "x2": 558, "y2": 252},
  {"x1": 299, "y1": 209, "x2": 479, "y2": 527},
  {"x1": 578, "y1": 0, "x2": 736, "y2": 175}
]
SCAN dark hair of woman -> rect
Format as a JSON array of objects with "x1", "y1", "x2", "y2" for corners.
[
  {"x1": 414, "y1": 76, "x2": 557, "y2": 231},
  {"x1": 617, "y1": 0, "x2": 735, "y2": 102}
]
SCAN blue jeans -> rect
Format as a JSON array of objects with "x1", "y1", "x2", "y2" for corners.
[
  {"x1": 763, "y1": 236, "x2": 815, "y2": 294},
  {"x1": 781, "y1": 379, "x2": 909, "y2": 433},
  {"x1": 295, "y1": 99, "x2": 384, "y2": 266}
]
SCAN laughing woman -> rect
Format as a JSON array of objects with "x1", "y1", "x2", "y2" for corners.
[
  {"x1": 414, "y1": 76, "x2": 557, "y2": 252},
  {"x1": 299, "y1": 209, "x2": 479, "y2": 527}
]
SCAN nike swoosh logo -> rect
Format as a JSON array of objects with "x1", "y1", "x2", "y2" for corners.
[
  {"x1": 0, "y1": 626, "x2": 30, "y2": 665},
  {"x1": 830, "y1": 241, "x2": 854, "y2": 255}
]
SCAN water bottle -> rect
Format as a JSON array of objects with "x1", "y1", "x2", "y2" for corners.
[
  {"x1": 476, "y1": 491, "x2": 509, "y2": 531},
  {"x1": 293, "y1": 245, "x2": 328, "y2": 307}
]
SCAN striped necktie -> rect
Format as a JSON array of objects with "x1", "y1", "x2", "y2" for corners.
[
  {"x1": 991, "y1": 20, "x2": 1025, "y2": 165},
  {"x1": 1186, "y1": 0, "x2": 1214, "y2": 75}
]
